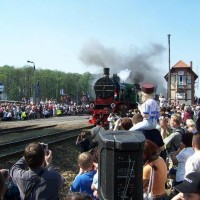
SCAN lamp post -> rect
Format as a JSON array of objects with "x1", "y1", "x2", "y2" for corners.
[
  {"x1": 73, "y1": 75, "x2": 79, "y2": 105},
  {"x1": 27, "y1": 60, "x2": 35, "y2": 70},
  {"x1": 27, "y1": 60, "x2": 36, "y2": 103}
]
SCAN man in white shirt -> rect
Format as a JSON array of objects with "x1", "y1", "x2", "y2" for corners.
[
  {"x1": 171, "y1": 133, "x2": 194, "y2": 185},
  {"x1": 185, "y1": 133, "x2": 200, "y2": 176}
]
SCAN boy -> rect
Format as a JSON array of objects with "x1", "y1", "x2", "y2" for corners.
[{"x1": 70, "y1": 152, "x2": 96, "y2": 197}]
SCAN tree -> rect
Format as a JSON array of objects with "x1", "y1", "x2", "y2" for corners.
[{"x1": 0, "y1": 65, "x2": 93, "y2": 103}]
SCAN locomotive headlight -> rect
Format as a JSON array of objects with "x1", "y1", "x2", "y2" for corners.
[
  {"x1": 90, "y1": 103, "x2": 94, "y2": 108},
  {"x1": 111, "y1": 103, "x2": 115, "y2": 108}
]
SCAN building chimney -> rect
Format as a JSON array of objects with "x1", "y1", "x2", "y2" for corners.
[
  {"x1": 103, "y1": 68, "x2": 110, "y2": 77},
  {"x1": 190, "y1": 61, "x2": 193, "y2": 69}
]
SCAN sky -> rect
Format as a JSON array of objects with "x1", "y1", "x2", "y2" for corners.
[{"x1": 0, "y1": 0, "x2": 200, "y2": 94}]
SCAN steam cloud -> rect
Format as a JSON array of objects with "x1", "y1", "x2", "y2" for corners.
[{"x1": 79, "y1": 40, "x2": 166, "y2": 95}]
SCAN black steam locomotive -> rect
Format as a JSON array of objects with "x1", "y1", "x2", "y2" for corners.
[{"x1": 89, "y1": 68, "x2": 140, "y2": 126}]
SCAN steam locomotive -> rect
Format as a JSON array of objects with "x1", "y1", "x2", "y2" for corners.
[{"x1": 89, "y1": 68, "x2": 140, "y2": 126}]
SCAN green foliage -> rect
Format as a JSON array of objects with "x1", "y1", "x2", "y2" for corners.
[{"x1": 0, "y1": 65, "x2": 93, "y2": 102}]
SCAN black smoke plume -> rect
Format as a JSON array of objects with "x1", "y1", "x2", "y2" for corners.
[{"x1": 79, "y1": 40, "x2": 166, "y2": 95}]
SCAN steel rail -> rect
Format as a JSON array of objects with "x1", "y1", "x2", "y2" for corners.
[
  {"x1": 0, "y1": 125, "x2": 93, "y2": 159},
  {"x1": 0, "y1": 124, "x2": 57, "y2": 135}
]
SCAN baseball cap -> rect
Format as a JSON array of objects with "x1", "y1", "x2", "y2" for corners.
[{"x1": 175, "y1": 172, "x2": 200, "y2": 193}]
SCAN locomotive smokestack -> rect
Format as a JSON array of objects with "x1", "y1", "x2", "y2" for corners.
[{"x1": 103, "y1": 68, "x2": 110, "y2": 77}]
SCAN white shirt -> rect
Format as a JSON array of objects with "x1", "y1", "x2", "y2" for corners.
[
  {"x1": 107, "y1": 115, "x2": 116, "y2": 130},
  {"x1": 185, "y1": 150, "x2": 200, "y2": 177},
  {"x1": 176, "y1": 147, "x2": 194, "y2": 182},
  {"x1": 141, "y1": 99, "x2": 159, "y2": 125}
]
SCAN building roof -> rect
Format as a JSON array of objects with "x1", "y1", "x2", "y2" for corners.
[
  {"x1": 164, "y1": 60, "x2": 198, "y2": 81},
  {"x1": 172, "y1": 60, "x2": 190, "y2": 68}
]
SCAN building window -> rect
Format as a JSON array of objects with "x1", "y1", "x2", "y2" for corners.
[
  {"x1": 176, "y1": 93, "x2": 185, "y2": 99},
  {"x1": 187, "y1": 76, "x2": 191, "y2": 84},
  {"x1": 178, "y1": 71, "x2": 185, "y2": 75},
  {"x1": 178, "y1": 75, "x2": 186, "y2": 86},
  {"x1": 178, "y1": 85, "x2": 185, "y2": 89}
]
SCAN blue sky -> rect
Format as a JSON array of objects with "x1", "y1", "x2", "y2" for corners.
[{"x1": 0, "y1": 0, "x2": 200, "y2": 93}]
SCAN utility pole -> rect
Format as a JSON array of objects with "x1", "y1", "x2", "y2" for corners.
[
  {"x1": 27, "y1": 60, "x2": 36, "y2": 103},
  {"x1": 167, "y1": 34, "x2": 171, "y2": 100}
]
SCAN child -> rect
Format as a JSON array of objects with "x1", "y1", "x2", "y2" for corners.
[
  {"x1": 70, "y1": 152, "x2": 97, "y2": 198},
  {"x1": 91, "y1": 162, "x2": 98, "y2": 199},
  {"x1": 76, "y1": 132, "x2": 91, "y2": 152},
  {"x1": 90, "y1": 145, "x2": 99, "y2": 199},
  {"x1": 66, "y1": 192, "x2": 92, "y2": 200},
  {"x1": 0, "y1": 168, "x2": 20, "y2": 200},
  {"x1": 130, "y1": 83, "x2": 159, "y2": 131}
]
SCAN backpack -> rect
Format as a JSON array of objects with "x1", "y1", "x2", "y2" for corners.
[
  {"x1": 171, "y1": 128, "x2": 186, "y2": 151},
  {"x1": 175, "y1": 127, "x2": 186, "y2": 135},
  {"x1": 4, "y1": 181, "x2": 20, "y2": 200}
]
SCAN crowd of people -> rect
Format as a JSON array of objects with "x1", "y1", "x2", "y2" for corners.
[
  {"x1": 86, "y1": 83, "x2": 200, "y2": 199},
  {"x1": 1, "y1": 83, "x2": 200, "y2": 199},
  {"x1": 0, "y1": 100, "x2": 90, "y2": 121}
]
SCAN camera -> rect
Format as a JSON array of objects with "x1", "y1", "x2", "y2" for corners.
[{"x1": 40, "y1": 142, "x2": 48, "y2": 152}]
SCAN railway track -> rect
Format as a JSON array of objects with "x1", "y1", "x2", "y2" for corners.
[
  {"x1": 0, "y1": 125, "x2": 93, "y2": 159},
  {"x1": 0, "y1": 124, "x2": 57, "y2": 135}
]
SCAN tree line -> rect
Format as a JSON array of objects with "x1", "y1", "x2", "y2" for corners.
[{"x1": 0, "y1": 65, "x2": 94, "y2": 102}]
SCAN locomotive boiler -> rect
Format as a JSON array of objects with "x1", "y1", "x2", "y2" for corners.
[{"x1": 89, "y1": 68, "x2": 140, "y2": 126}]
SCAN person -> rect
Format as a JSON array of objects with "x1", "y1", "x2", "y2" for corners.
[
  {"x1": 66, "y1": 192, "x2": 93, "y2": 200},
  {"x1": 10, "y1": 142, "x2": 65, "y2": 200},
  {"x1": 107, "y1": 112, "x2": 118, "y2": 130},
  {"x1": 76, "y1": 131, "x2": 91, "y2": 153},
  {"x1": 0, "y1": 168, "x2": 20, "y2": 200},
  {"x1": 159, "y1": 95, "x2": 167, "y2": 108},
  {"x1": 143, "y1": 140, "x2": 168, "y2": 199},
  {"x1": 70, "y1": 152, "x2": 97, "y2": 198},
  {"x1": 90, "y1": 119, "x2": 105, "y2": 147},
  {"x1": 185, "y1": 133, "x2": 200, "y2": 176},
  {"x1": 172, "y1": 172, "x2": 200, "y2": 200},
  {"x1": 113, "y1": 117, "x2": 133, "y2": 131},
  {"x1": 129, "y1": 83, "x2": 159, "y2": 131},
  {"x1": 131, "y1": 114, "x2": 166, "y2": 160},
  {"x1": 157, "y1": 117, "x2": 170, "y2": 140},
  {"x1": 0, "y1": 172, "x2": 6, "y2": 200},
  {"x1": 195, "y1": 106, "x2": 200, "y2": 132},
  {"x1": 131, "y1": 113, "x2": 144, "y2": 127},
  {"x1": 182, "y1": 105, "x2": 193, "y2": 126},
  {"x1": 186, "y1": 119, "x2": 198, "y2": 134},
  {"x1": 90, "y1": 147, "x2": 99, "y2": 199},
  {"x1": 170, "y1": 133, "x2": 194, "y2": 188},
  {"x1": 164, "y1": 114, "x2": 185, "y2": 153},
  {"x1": 91, "y1": 170, "x2": 98, "y2": 199},
  {"x1": 90, "y1": 153, "x2": 98, "y2": 199}
]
